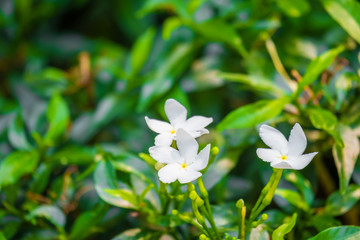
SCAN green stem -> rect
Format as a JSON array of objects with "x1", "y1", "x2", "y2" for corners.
[
  {"x1": 249, "y1": 169, "x2": 283, "y2": 224},
  {"x1": 198, "y1": 177, "x2": 221, "y2": 240},
  {"x1": 236, "y1": 199, "x2": 246, "y2": 240}
]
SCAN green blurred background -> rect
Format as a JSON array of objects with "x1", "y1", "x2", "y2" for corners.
[{"x1": 1, "y1": 0, "x2": 360, "y2": 239}]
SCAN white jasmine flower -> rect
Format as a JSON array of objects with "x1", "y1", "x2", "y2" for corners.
[
  {"x1": 256, "y1": 123, "x2": 317, "y2": 170},
  {"x1": 149, "y1": 129, "x2": 210, "y2": 184},
  {"x1": 145, "y1": 99, "x2": 213, "y2": 146}
]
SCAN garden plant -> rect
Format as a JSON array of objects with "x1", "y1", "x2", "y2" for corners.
[{"x1": 1, "y1": 0, "x2": 360, "y2": 239}]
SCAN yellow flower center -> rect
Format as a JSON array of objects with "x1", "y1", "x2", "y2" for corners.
[
  {"x1": 181, "y1": 163, "x2": 187, "y2": 169},
  {"x1": 170, "y1": 129, "x2": 176, "y2": 134},
  {"x1": 280, "y1": 155, "x2": 287, "y2": 160}
]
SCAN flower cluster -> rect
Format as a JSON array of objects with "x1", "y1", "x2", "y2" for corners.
[{"x1": 145, "y1": 99, "x2": 213, "y2": 184}]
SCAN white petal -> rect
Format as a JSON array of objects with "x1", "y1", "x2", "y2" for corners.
[
  {"x1": 270, "y1": 160, "x2": 293, "y2": 169},
  {"x1": 176, "y1": 129, "x2": 198, "y2": 163},
  {"x1": 149, "y1": 146, "x2": 181, "y2": 164},
  {"x1": 288, "y1": 123, "x2": 307, "y2": 156},
  {"x1": 145, "y1": 116, "x2": 172, "y2": 133},
  {"x1": 190, "y1": 144, "x2": 210, "y2": 171},
  {"x1": 155, "y1": 133, "x2": 173, "y2": 146},
  {"x1": 256, "y1": 148, "x2": 281, "y2": 163},
  {"x1": 259, "y1": 124, "x2": 288, "y2": 155},
  {"x1": 185, "y1": 116, "x2": 213, "y2": 131},
  {"x1": 286, "y1": 152, "x2": 318, "y2": 170},
  {"x1": 165, "y1": 99, "x2": 187, "y2": 127},
  {"x1": 178, "y1": 169, "x2": 202, "y2": 184},
  {"x1": 158, "y1": 163, "x2": 180, "y2": 183},
  {"x1": 184, "y1": 129, "x2": 209, "y2": 138}
]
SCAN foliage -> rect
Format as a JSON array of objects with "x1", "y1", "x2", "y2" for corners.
[{"x1": 0, "y1": 0, "x2": 360, "y2": 239}]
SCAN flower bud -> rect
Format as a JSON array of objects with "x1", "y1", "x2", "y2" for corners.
[{"x1": 189, "y1": 191, "x2": 197, "y2": 201}]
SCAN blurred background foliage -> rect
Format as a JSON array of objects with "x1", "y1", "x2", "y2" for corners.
[{"x1": 0, "y1": 0, "x2": 360, "y2": 239}]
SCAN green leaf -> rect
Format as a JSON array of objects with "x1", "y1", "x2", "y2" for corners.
[
  {"x1": 0, "y1": 232, "x2": 7, "y2": 240},
  {"x1": 0, "y1": 150, "x2": 39, "y2": 188},
  {"x1": 284, "y1": 171, "x2": 314, "y2": 206},
  {"x1": 272, "y1": 213, "x2": 297, "y2": 240},
  {"x1": 71, "y1": 93, "x2": 136, "y2": 143},
  {"x1": 104, "y1": 189, "x2": 138, "y2": 207},
  {"x1": 275, "y1": 189, "x2": 310, "y2": 211},
  {"x1": 26, "y1": 205, "x2": 66, "y2": 228},
  {"x1": 94, "y1": 159, "x2": 137, "y2": 209},
  {"x1": 309, "y1": 226, "x2": 360, "y2": 240},
  {"x1": 69, "y1": 203, "x2": 110, "y2": 240},
  {"x1": 51, "y1": 145, "x2": 95, "y2": 166},
  {"x1": 129, "y1": 27, "x2": 156, "y2": 78},
  {"x1": 322, "y1": 0, "x2": 360, "y2": 44},
  {"x1": 217, "y1": 72, "x2": 285, "y2": 96},
  {"x1": 296, "y1": 45, "x2": 344, "y2": 96},
  {"x1": 275, "y1": 0, "x2": 310, "y2": 18},
  {"x1": 217, "y1": 97, "x2": 290, "y2": 131},
  {"x1": 8, "y1": 111, "x2": 32, "y2": 150},
  {"x1": 332, "y1": 125, "x2": 360, "y2": 193},
  {"x1": 194, "y1": 18, "x2": 247, "y2": 57},
  {"x1": 309, "y1": 107, "x2": 344, "y2": 147},
  {"x1": 309, "y1": 215, "x2": 341, "y2": 232},
  {"x1": 162, "y1": 17, "x2": 183, "y2": 40},
  {"x1": 111, "y1": 228, "x2": 149, "y2": 240},
  {"x1": 44, "y1": 94, "x2": 70, "y2": 145},
  {"x1": 137, "y1": 42, "x2": 197, "y2": 111},
  {"x1": 325, "y1": 184, "x2": 360, "y2": 216}
]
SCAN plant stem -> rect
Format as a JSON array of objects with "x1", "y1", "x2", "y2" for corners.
[
  {"x1": 249, "y1": 169, "x2": 283, "y2": 224},
  {"x1": 198, "y1": 177, "x2": 221, "y2": 240}
]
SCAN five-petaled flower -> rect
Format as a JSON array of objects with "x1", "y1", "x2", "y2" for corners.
[
  {"x1": 149, "y1": 129, "x2": 210, "y2": 184},
  {"x1": 256, "y1": 123, "x2": 317, "y2": 170},
  {"x1": 145, "y1": 99, "x2": 213, "y2": 146}
]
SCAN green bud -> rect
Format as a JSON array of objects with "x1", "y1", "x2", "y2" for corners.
[
  {"x1": 211, "y1": 146, "x2": 220, "y2": 156},
  {"x1": 176, "y1": 194, "x2": 185, "y2": 201},
  {"x1": 236, "y1": 199, "x2": 244, "y2": 209},
  {"x1": 172, "y1": 210, "x2": 179, "y2": 216},
  {"x1": 189, "y1": 191, "x2": 198, "y2": 201},
  {"x1": 261, "y1": 213, "x2": 268, "y2": 221},
  {"x1": 199, "y1": 234, "x2": 208, "y2": 240}
]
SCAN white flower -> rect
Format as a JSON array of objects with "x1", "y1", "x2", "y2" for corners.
[
  {"x1": 149, "y1": 129, "x2": 210, "y2": 184},
  {"x1": 256, "y1": 123, "x2": 317, "y2": 170},
  {"x1": 145, "y1": 99, "x2": 213, "y2": 146}
]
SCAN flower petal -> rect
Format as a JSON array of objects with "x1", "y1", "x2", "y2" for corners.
[
  {"x1": 155, "y1": 133, "x2": 173, "y2": 146},
  {"x1": 158, "y1": 163, "x2": 180, "y2": 183},
  {"x1": 256, "y1": 148, "x2": 281, "y2": 163},
  {"x1": 288, "y1": 123, "x2": 307, "y2": 156},
  {"x1": 178, "y1": 169, "x2": 202, "y2": 184},
  {"x1": 286, "y1": 152, "x2": 318, "y2": 170},
  {"x1": 149, "y1": 146, "x2": 181, "y2": 164},
  {"x1": 190, "y1": 144, "x2": 210, "y2": 171},
  {"x1": 145, "y1": 116, "x2": 172, "y2": 133},
  {"x1": 259, "y1": 124, "x2": 288, "y2": 155},
  {"x1": 165, "y1": 99, "x2": 187, "y2": 127},
  {"x1": 176, "y1": 129, "x2": 198, "y2": 163},
  {"x1": 185, "y1": 116, "x2": 213, "y2": 131},
  {"x1": 270, "y1": 160, "x2": 293, "y2": 169}
]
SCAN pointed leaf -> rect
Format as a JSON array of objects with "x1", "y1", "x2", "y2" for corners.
[
  {"x1": 322, "y1": 0, "x2": 360, "y2": 44},
  {"x1": 309, "y1": 226, "x2": 360, "y2": 240},
  {"x1": 217, "y1": 97, "x2": 290, "y2": 131},
  {"x1": 272, "y1": 213, "x2": 297, "y2": 240},
  {"x1": 296, "y1": 45, "x2": 344, "y2": 96}
]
